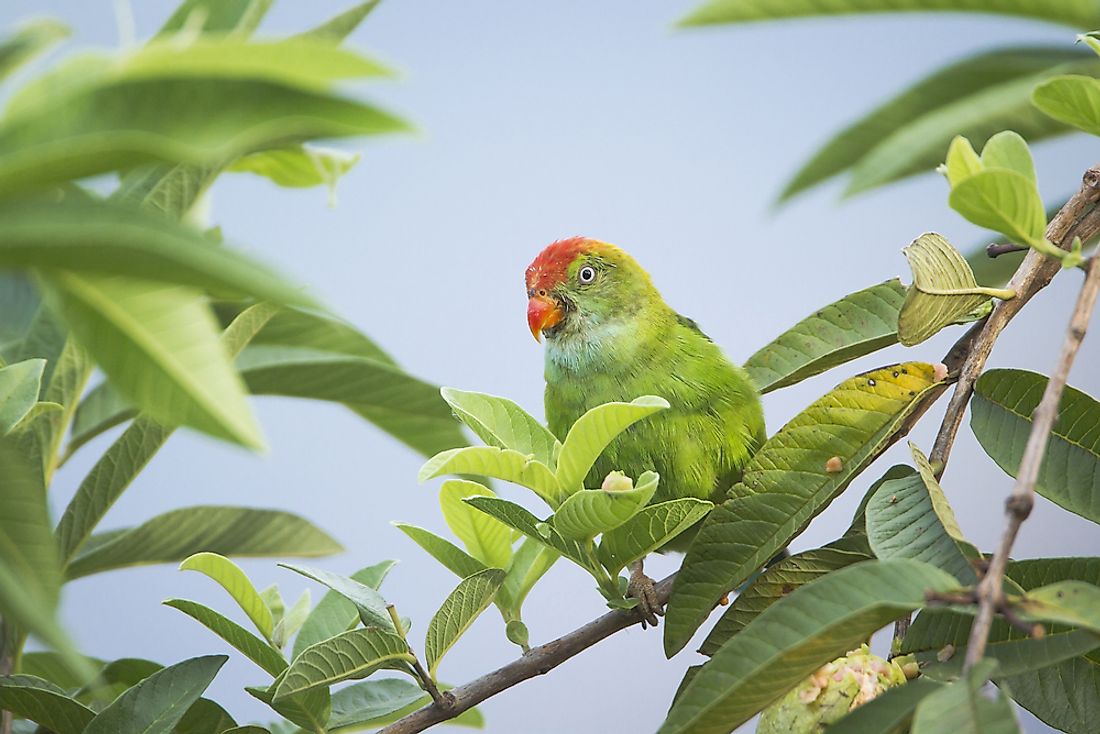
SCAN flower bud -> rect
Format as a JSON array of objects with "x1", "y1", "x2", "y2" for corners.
[{"x1": 601, "y1": 471, "x2": 634, "y2": 492}]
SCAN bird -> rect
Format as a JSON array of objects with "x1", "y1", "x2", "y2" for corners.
[{"x1": 525, "y1": 236, "x2": 765, "y2": 625}]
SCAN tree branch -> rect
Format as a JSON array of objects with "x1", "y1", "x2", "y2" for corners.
[
  {"x1": 377, "y1": 575, "x2": 675, "y2": 734},
  {"x1": 383, "y1": 164, "x2": 1100, "y2": 734},
  {"x1": 962, "y1": 254, "x2": 1100, "y2": 670}
]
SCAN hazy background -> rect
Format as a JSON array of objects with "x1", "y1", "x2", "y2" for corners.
[{"x1": 3, "y1": 2, "x2": 1098, "y2": 732}]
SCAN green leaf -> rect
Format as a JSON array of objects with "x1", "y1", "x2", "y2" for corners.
[
  {"x1": 552, "y1": 470, "x2": 659, "y2": 541},
  {"x1": 66, "y1": 506, "x2": 341, "y2": 579},
  {"x1": 392, "y1": 523, "x2": 488, "y2": 581},
  {"x1": 866, "y1": 462, "x2": 978, "y2": 585},
  {"x1": 424, "y1": 569, "x2": 506, "y2": 677},
  {"x1": 0, "y1": 19, "x2": 68, "y2": 82},
  {"x1": 83, "y1": 655, "x2": 226, "y2": 734},
  {"x1": 326, "y1": 678, "x2": 425, "y2": 730},
  {"x1": 910, "y1": 660, "x2": 1020, "y2": 734},
  {"x1": 179, "y1": 552, "x2": 274, "y2": 642},
  {"x1": 944, "y1": 135, "x2": 983, "y2": 187},
  {"x1": 157, "y1": 0, "x2": 272, "y2": 36},
  {"x1": 42, "y1": 273, "x2": 263, "y2": 448},
  {"x1": 1002, "y1": 656, "x2": 1100, "y2": 734},
  {"x1": 971, "y1": 369, "x2": 1100, "y2": 523},
  {"x1": 163, "y1": 599, "x2": 287, "y2": 677},
  {"x1": 554, "y1": 396, "x2": 669, "y2": 497},
  {"x1": 279, "y1": 563, "x2": 395, "y2": 633},
  {"x1": 0, "y1": 675, "x2": 94, "y2": 734},
  {"x1": 919, "y1": 630, "x2": 1100, "y2": 681},
  {"x1": 273, "y1": 590, "x2": 311, "y2": 650},
  {"x1": 0, "y1": 437, "x2": 75, "y2": 661},
  {"x1": 238, "y1": 345, "x2": 465, "y2": 458},
  {"x1": 498, "y1": 538, "x2": 556, "y2": 614},
  {"x1": 699, "y1": 545, "x2": 871, "y2": 655},
  {"x1": 246, "y1": 675, "x2": 330, "y2": 731},
  {"x1": 0, "y1": 199, "x2": 313, "y2": 306},
  {"x1": 420, "y1": 446, "x2": 559, "y2": 507},
  {"x1": 949, "y1": 169, "x2": 1047, "y2": 245},
  {"x1": 0, "y1": 358, "x2": 45, "y2": 434},
  {"x1": 678, "y1": 1, "x2": 1100, "y2": 29},
  {"x1": 818, "y1": 670, "x2": 943, "y2": 734},
  {"x1": 980, "y1": 130, "x2": 1037, "y2": 183},
  {"x1": 19, "y1": 652, "x2": 103, "y2": 692},
  {"x1": 659, "y1": 560, "x2": 957, "y2": 734},
  {"x1": 744, "y1": 279, "x2": 906, "y2": 393},
  {"x1": 440, "y1": 386, "x2": 560, "y2": 468},
  {"x1": 664, "y1": 362, "x2": 942, "y2": 656},
  {"x1": 1033, "y1": 74, "x2": 1100, "y2": 136},
  {"x1": 1017, "y1": 580, "x2": 1100, "y2": 634},
  {"x1": 174, "y1": 697, "x2": 236, "y2": 734},
  {"x1": 898, "y1": 232, "x2": 1000, "y2": 347},
  {"x1": 227, "y1": 145, "x2": 360, "y2": 191},
  {"x1": 292, "y1": 560, "x2": 397, "y2": 661},
  {"x1": 274, "y1": 629, "x2": 414, "y2": 700},
  {"x1": 297, "y1": 0, "x2": 381, "y2": 43},
  {"x1": 597, "y1": 498, "x2": 713, "y2": 575},
  {"x1": 75, "y1": 657, "x2": 162, "y2": 705},
  {"x1": 771, "y1": 47, "x2": 1089, "y2": 201},
  {"x1": 57, "y1": 303, "x2": 277, "y2": 560},
  {"x1": 461, "y1": 495, "x2": 590, "y2": 568},
  {"x1": 439, "y1": 479, "x2": 513, "y2": 569}
]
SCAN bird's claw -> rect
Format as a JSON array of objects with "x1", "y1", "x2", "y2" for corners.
[{"x1": 628, "y1": 562, "x2": 663, "y2": 629}]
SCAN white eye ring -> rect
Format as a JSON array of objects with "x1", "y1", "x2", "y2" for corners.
[{"x1": 578, "y1": 266, "x2": 597, "y2": 284}]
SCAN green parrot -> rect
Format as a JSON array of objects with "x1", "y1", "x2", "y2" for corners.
[{"x1": 525, "y1": 236, "x2": 765, "y2": 625}]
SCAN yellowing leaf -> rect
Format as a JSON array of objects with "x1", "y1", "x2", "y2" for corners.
[
  {"x1": 179, "y1": 552, "x2": 274, "y2": 642},
  {"x1": 439, "y1": 479, "x2": 513, "y2": 569}
]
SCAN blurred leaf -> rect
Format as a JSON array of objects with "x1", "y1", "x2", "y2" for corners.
[
  {"x1": 552, "y1": 470, "x2": 659, "y2": 541},
  {"x1": 274, "y1": 629, "x2": 413, "y2": 700},
  {"x1": 679, "y1": 1, "x2": 1100, "y2": 28},
  {"x1": 439, "y1": 479, "x2": 513, "y2": 569},
  {"x1": 0, "y1": 674, "x2": 94, "y2": 734},
  {"x1": 0, "y1": 19, "x2": 69, "y2": 82},
  {"x1": 42, "y1": 273, "x2": 263, "y2": 448},
  {"x1": 179, "y1": 552, "x2": 274, "y2": 642},
  {"x1": 664, "y1": 362, "x2": 942, "y2": 656},
  {"x1": 293, "y1": 560, "x2": 397, "y2": 660},
  {"x1": 157, "y1": 0, "x2": 272, "y2": 36},
  {"x1": 228, "y1": 145, "x2": 360, "y2": 192},
  {"x1": 75, "y1": 657, "x2": 162, "y2": 705},
  {"x1": 1017, "y1": 580, "x2": 1100, "y2": 633},
  {"x1": 462, "y1": 495, "x2": 590, "y2": 568},
  {"x1": 700, "y1": 544, "x2": 870, "y2": 655},
  {"x1": 420, "y1": 446, "x2": 559, "y2": 507},
  {"x1": 273, "y1": 589, "x2": 311, "y2": 650},
  {"x1": 910, "y1": 660, "x2": 1020, "y2": 734},
  {"x1": 260, "y1": 585, "x2": 285, "y2": 628},
  {"x1": 83, "y1": 655, "x2": 226, "y2": 734},
  {"x1": 1033, "y1": 74, "x2": 1100, "y2": 136},
  {"x1": 424, "y1": 569, "x2": 505, "y2": 677},
  {"x1": 163, "y1": 599, "x2": 287, "y2": 677},
  {"x1": 773, "y1": 47, "x2": 1088, "y2": 201},
  {"x1": 598, "y1": 498, "x2": 713, "y2": 575},
  {"x1": 1002, "y1": 656, "x2": 1100, "y2": 734},
  {"x1": 866, "y1": 461, "x2": 978, "y2": 584},
  {"x1": 659, "y1": 560, "x2": 957, "y2": 734},
  {"x1": 0, "y1": 358, "x2": 45, "y2": 434},
  {"x1": 440, "y1": 386, "x2": 560, "y2": 467},
  {"x1": 392, "y1": 523, "x2": 488, "y2": 581},
  {"x1": 898, "y1": 232, "x2": 998, "y2": 346},
  {"x1": 66, "y1": 506, "x2": 340, "y2": 579},
  {"x1": 280, "y1": 563, "x2": 395, "y2": 633},
  {"x1": 744, "y1": 279, "x2": 906, "y2": 393},
  {"x1": 972, "y1": 369, "x2": 1100, "y2": 523},
  {"x1": 19, "y1": 652, "x2": 104, "y2": 691},
  {"x1": 298, "y1": 0, "x2": 381, "y2": 43},
  {"x1": 57, "y1": 303, "x2": 277, "y2": 560},
  {"x1": 325, "y1": 677, "x2": 425, "y2": 729},
  {"x1": 554, "y1": 396, "x2": 669, "y2": 497}
]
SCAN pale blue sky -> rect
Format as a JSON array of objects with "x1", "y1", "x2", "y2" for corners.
[{"x1": 4, "y1": 2, "x2": 1097, "y2": 732}]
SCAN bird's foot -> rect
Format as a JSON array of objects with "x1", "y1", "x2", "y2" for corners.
[{"x1": 628, "y1": 560, "x2": 663, "y2": 629}]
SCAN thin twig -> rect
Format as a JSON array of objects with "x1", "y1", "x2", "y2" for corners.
[
  {"x1": 377, "y1": 576, "x2": 675, "y2": 734},
  {"x1": 383, "y1": 166, "x2": 1100, "y2": 734},
  {"x1": 986, "y1": 243, "x2": 1029, "y2": 258},
  {"x1": 963, "y1": 255, "x2": 1100, "y2": 670},
  {"x1": 387, "y1": 604, "x2": 451, "y2": 709}
]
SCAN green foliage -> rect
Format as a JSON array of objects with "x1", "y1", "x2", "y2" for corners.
[
  {"x1": 972, "y1": 369, "x2": 1100, "y2": 523},
  {"x1": 0, "y1": 19, "x2": 68, "y2": 81},
  {"x1": 597, "y1": 498, "x2": 714, "y2": 575},
  {"x1": 274, "y1": 628, "x2": 414, "y2": 700},
  {"x1": 825, "y1": 676, "x2": 943, "y2": 733},
  {"x1": 743, "y1": 279, "x2": 906, "y2": 392},
  {"x1": 664, "y1": 362, "x2": 943, "y2": 656},
  {"x1": 552, "y1": 470, "x2": 659, "y2": 540},
  {"x1": 180, "y1": 552, "x2": 276, "y2": 642},
  {"x1": 910, "y1": 660, "x2": 1020, "y2": 734},
  {"x1": 897, "y1": 232, "x2": 1006, "y2": 346},
  {"x1": 659, "y1": 560, "x2": 957, "y2": 734},
  {"x1": 162, "y1": 599, "x2": 287, "y2": 677},
  {"x1": 424, "y1": 569, "x2": 505, "y2": 678},
  {"x1": 0, "y1": 675, "x2": 94, "y2": 734},
  {"x1": 439, "y1": 480, "x2": 513, "y2": 569},
  {"x1": 0, "y1": 358, "x2": 45, "y2": 434},
  {"x1": 1034, "y1": 72, "x2": 1100, "y2": 136},
  {"x1": 440, "y1": 386, "x2": 560, "y2": 467},
  {"x1": 293, "y1": 560, "x2": 397, "y2": 660},
  {"x1": 280, "y1": 563, "x2": 397, "y2": 633}
]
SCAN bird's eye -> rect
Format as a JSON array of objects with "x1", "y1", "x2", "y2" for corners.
[{"x1": 578, "y1": 266, "x2": 597, "y2": 284}]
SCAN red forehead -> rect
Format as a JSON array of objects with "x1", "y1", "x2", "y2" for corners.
[{"x1": 525, "y1": 236, "x2": 594, "y2": 291}]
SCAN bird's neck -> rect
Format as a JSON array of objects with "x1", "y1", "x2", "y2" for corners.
[{"x1": 543, "y1": 306, "x2": 673, "y2": 379}]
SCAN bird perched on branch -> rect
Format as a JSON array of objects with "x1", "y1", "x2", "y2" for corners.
[{"x1": 525, "y1": 236, "x2": 765, "y2": 625}]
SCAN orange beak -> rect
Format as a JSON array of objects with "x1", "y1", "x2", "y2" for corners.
[{"x1": 527, "y1": 294, "x2": 563, "y2": 342}]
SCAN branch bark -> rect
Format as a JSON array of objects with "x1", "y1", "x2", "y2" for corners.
[
  {"x1": 383, "y1": 165, "x2": 1100, "y2": 734},
  {"x1": 962, "y1": 254, "x2": 1100, "y2": 670}
]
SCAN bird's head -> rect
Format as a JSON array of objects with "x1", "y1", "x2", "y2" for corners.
[{"x1": 524, "y1": 236, "x2": 659, "y2": 343}]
